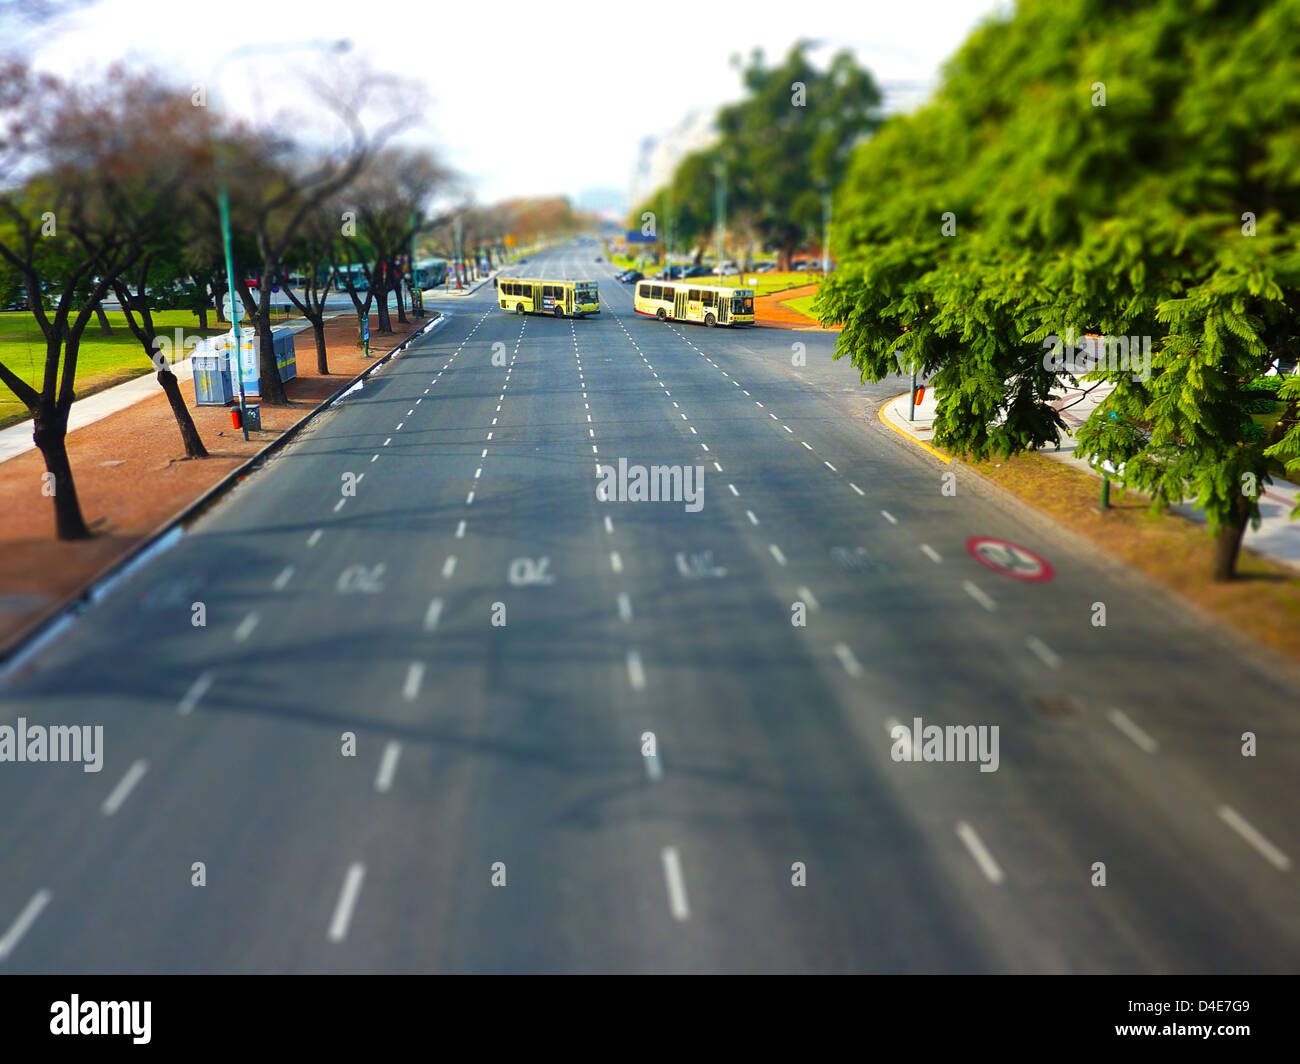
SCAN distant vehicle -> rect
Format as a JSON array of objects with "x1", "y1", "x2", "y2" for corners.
[
  {"x1": 634, "y1": 280, "x2": 754, "y2": 327},
  {"x1": 594, "y1": 256, "x2": 603, "y2": 262},
  {"x1": 682, "y1": 265, "x2": 713, "y2": 278},
  {"x1": 711, "y1": 261, "x2": 739, "y2": 275},
  {"x1": 754, "y1": 262, "x2": 776, "y2": 272},
  {"x1": 656, "y1": 266, "x2": 684, "y2": 280},
  {"x1": 619, "y1": 271, "x2": 643, "y2": 283},
  {"x1": 498, "y1": 277, "x2": 600, "y2": 318}
]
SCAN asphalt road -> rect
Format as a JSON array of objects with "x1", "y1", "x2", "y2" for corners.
[{"x1": 1, "y1": 242, "x2": 1297, "y2": 973}]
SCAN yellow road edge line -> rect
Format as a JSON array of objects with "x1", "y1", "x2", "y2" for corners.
[{"x1": 878, "y1": 394, "x2": 951, "y2": 464}]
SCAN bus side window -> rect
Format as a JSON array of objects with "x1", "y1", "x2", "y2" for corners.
[
  {"x1": 688, "y1": 289, "x2": 700, "y2": 301},
  {"x1": 702, "y1": 291, "x2": 715, "y2": 307}
]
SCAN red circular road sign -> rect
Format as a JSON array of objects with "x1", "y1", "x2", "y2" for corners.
[{"x1": 965, "y1": 536, "x2": 1055, "y2": 582}]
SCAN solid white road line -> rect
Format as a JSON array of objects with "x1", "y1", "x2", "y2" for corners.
[
  {"x1": 661, "y1": 847, "x2": 691, "y2": 921},
  {"x1": 0, "y1": 889, "x2": 52, "y2": 962},
  {"x1": 328, "y1": 863, "x2": 366, "y2": 943},
  {"x1": 272, "y1": 565, "x2": 295, "y2": 590},
  {"x1": 101, "y1": 759, "x2": 148, "y2": 816},
  {"x1": 233, "y1": 612, "x2": 260, "y2": 642},
  {"x1": 402, "y1": 662, "x2": 425, "y2": 701},
  {"x1": 375, "y1": 742, "x2": 402, "y2": 793},
  {"x1": 1026, "y1": 636, "x2": 1062, "y2": 669},
  {"x1": 178, "y1": 671, "x2": 214, "y2": 715},
  {"x1": 1218, "y1": 806, "x2": 1291, "y2": 870},
  {"x1": 627, "y1": 650, "x2": 646, "y2": 691},
  {"x1": 1106, "y1": 708, "x2": 1159, "y2": 755},
  {"x1": 833, "y1": 643, "x2": 863, "y2": 677},
  {"x1": 962, "y1": 581, "x2": 997, "y2": 612},
  {"x1": 956, "y1": 822, "x2": 1005, "y2": 884}
]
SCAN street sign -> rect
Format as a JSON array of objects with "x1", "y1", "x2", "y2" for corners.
[{"x1": 965, "y1": 537, "x2": 1055, "y2": 582}]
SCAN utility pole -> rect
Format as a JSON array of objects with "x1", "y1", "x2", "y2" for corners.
[
  {"x1": 714, "y1": 161, "x2": 726, "y2": 280},
  {"x1": 217, "y1": 184, "x2": 249, "y2": 442}
]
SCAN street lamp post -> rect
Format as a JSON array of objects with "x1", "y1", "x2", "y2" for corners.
[{"x1": 714, "y1": 161, "x2": 725, "y2": 281}]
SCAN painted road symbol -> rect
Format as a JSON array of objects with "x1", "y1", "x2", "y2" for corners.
[{"x1": 966, "y1": 537, "x2": 1055, "y2": 582}]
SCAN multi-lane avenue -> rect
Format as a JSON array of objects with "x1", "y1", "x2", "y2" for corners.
[{"x1": 1, "y1": 243, "x2": 1296, "y2": 973}]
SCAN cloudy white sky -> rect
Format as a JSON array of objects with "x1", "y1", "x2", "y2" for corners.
[{"x1": 21, "y1": 0, "x2": 1009, "y2": 207}]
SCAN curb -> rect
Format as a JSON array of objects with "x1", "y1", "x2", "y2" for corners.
[
  {"x1": 0, "y1": 312, "x2": 449, "y2": 675},
  {"x1": 878, "y1": 393, "x2": 951, "y2": 464}
]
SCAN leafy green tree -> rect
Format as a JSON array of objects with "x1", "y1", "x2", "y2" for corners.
[{"x1": 819, "y1": 0, "x2": 1300, "y2": 580}]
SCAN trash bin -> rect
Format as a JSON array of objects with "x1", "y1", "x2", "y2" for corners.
[{"x1": 244, "y1": 403, "x2": 262, "y2": 431}]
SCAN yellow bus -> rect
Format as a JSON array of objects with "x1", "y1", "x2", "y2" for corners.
[
  {"x1": 498, "y1": 278, "x2": 600, "y2": 317},
  {"x1": 633, "y1": 281, "x2": 755, "y2": 327}
]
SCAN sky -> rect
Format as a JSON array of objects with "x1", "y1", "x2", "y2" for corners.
[{"x1": 19, "y1": 0, "x2": 1010, "y2": 208}]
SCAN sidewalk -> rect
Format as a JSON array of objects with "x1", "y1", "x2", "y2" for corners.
[
  {"x1": 427, "y1": 268, "x2": 503, "y2": 300},
  {"x1": 0, "y1": 313, "x2": 332, "y2": 465},
  {"x1": 880, "y1": 387, "x2": 1300, "y2": 573}
]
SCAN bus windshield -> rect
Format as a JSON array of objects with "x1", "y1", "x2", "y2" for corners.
[{"x1": 576, "y1": 283, "x2": 598, "y2": 301}]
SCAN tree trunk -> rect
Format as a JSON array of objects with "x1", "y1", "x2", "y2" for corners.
[
  {"x1": 198, "y1": 305, "x2": 208, "y2": 331},
  {"x1": 375, "y1": 285, "x2": 393, "y2": 334},
  {"x1": 256, "y1": 315, "x2": 288, "y2": 405},
  {"x1": 157, "y1": 367, "x2": 208, "y2": 458},
  {"x1": 32, "y1": 409, "x2": 91, "y2": 540},
  {"x1": 212, "y1": 282, "x2": 227, "y2": 323},
  {"x1": 313, "y1": 319, "x2": 329, "y2": 374},
  {"x1": 1212, "y1": 496, "x2": 1251, "y2": 581},
  {"x1": 395, "y1": 281, "x2": 407, "y2": 325},
  {"x1": 94, "y1": 303, "x2": 112, "y2": 334}
]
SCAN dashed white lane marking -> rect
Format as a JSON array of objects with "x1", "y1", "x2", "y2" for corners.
[
  {"x1": 395, "y1": 422, "x2": 404, "y2": 431},
  {"x1": 333, "y1": 498, "x2": 347, "y2": 513},
  {"x1": 402, "y1": 662, "x2": 425, "y2": 701},
  {"x1": 604, "y1": 515, "x2": 614, "y2": 533},
  {"x1": 881, "y1": 509, "x2": 898, "y2": 524},
  {"x1": 610, "y1": 552, "x2": 623, "y2": 574},
  {"x1": 768, "y1": 544, "x2": 787, "y2": 566},
  {"x1": 1026, "y1": 636, "x2": 1062, "y2": 669},
  {"x1": 824, "y1": 460, "x2": 837, "y2": 471},
  {"x1": 233, "y1": 612, "x2": 260, "y2": 642},
  {"x1": 850, "y1": 483, "x2": 864, "y2": 496},
  {"x1": 423, "y1": 597, "x2": 443, "y2": 632},
  {"x1": 833, "y1": 642, "x2": 863, "y2": 677},
  {"x1": 1106, "y1": 708, "x2": 1159, "y2": 755},
  {"x1": 328, "y1": 863, "x2": 366, "y2": 943},
  {"x1": 455, "y1": 520, "x2": 466, "y2": 539},
  {"x1": 963, "y1": 581, "x2": 997, "y2": 612},
  {"x1": 713, "y1": 462, "x2": 723, "y2": 472},
  {"x1": 383, "y1": 438, "x2": 391, "y2": 446},
  {"x1": 178, "y1": 671, "x2": 214, "y2": 715},
  {"x1": 800, "y1": 440, "x2": 812, "y2": 450},
  {"x1": 797, "y1": 586, "x2": 820, "y2": 611},
  {"x1": 466, "y1": 490, "x2": 475, "y2": 505},
  {"x1": 101, "y1": 759, "x2": 148, "y2": 816},
  {"x1": 617, "y1": 593, "x2": 633, "y2": 623},
  {"x1": 442, "y1": 556, "x2": 457, "y2": 579},
  {"x1": 1218, "y1": 806, "x2": 1291, "y2": 870},
  {"x1": 645, "y1": 752, "x2": 663, "y2": 781},
  {"x1": 919, "y1": 544, "x2": 942, "y2": 564},
  {"x1": 0, "y1": 889, "x2": 52, "y2": 962},
  {"x1": 728, "y1": 484, "x2": 739, "y2": 496},
  {"x1": 661, "y1": 847, "x2": 691, "y2": 921},
  {"x1": 272, "y1": 565, "x2": 295, "y2": 590},
  {"x1": 375, "y1": 742, "x2": 402, "y2": 793},
  {"x1": 746, "y1": 510, "x2": 759, "y2": 525},
  {"x1": 956, "y1": 822, "x2": 1005, "y2": 884},
  {"x1": 627, "y1": 649, "x2": 646, "y2": 691},
  {"x1": 474, "y1": 467, "x2": 482, "y2": 479},
  {"x1": 307, "y1": 529, "x2": 323, "y2": 547}
]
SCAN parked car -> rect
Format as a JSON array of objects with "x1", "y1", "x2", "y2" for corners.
[
  {"x1": 620, "y1": 271, "x2": 643, "y2": 284},
  {"x1": 681, "y1": 265, "x2": 713, "y2": 278},
  {"x1": 754, "y1": 262, "x2": 776, "y2": 272},
  {"x1": 656, "y1": 266, "x2": 684, "y2": 280}
]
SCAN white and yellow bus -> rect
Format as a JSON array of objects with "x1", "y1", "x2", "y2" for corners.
[
  {"x1": 498, "y1": 278, "x2": 600, "y2": 317},
  {"x1": 633, "y1": 281, "x2": 755, "y2": 327}
]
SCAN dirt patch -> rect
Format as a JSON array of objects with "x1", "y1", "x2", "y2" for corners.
[
  {"x1": 755, "y1": 283, "x2": 841, "y2": 330},
  {"x1": 0, "y1": 311, "x2": 432, "y2": 653}
]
